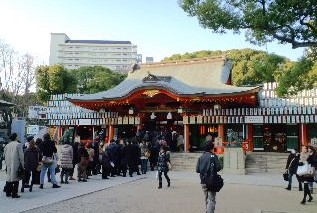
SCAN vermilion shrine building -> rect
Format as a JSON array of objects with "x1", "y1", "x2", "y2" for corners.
[{"x1": 47, "y1": 57, "x2": 317, "y2": 152}]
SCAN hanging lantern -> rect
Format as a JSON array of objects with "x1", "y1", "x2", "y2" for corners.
[
  {"x1": 167, "y1": 112, "x2": 172, "y2": 119},
  {"x1": 128, "y1": 107, "x2": 134, "y2": 115},
  {"x1": 150, "y1": 112, "x2": 156, "y2": 119},
  {"x1": 177, "y1": 106, "x2": 183, "y2": 114}
]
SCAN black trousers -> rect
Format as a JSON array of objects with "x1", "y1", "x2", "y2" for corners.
[
  {"x1": 23, "y1": 170, "x2": 37, "y2": 186},
  {"x1": 6, "y1": 181, "x2": 19, "y2": 197},
  {"x1": 158, "y1": 171, "x2": 170, "y2": 183},
  {"x1": 303, "y1": 183, "x2": 312, "y2": 200}
]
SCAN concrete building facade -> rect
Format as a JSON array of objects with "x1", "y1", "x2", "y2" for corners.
[{"x1": 49, "y1": 33, "x2": 138, "y2": 74}]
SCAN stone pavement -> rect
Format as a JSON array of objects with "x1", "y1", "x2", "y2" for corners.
[{"x1": 0, "y1": 169, "x2": 316, "y2": 213}]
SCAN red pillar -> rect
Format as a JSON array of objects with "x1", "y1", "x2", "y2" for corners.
[
  {"x1": 300, "y1": 124, "x2": 308, "y2": 146},
  {"x1": 184, "y1": 124, "x2": 190, "y2": 152},
  {"x1": 218, "y1": 124, "x2": 225, "y2": 142},
  {"x1": 246, "y1": 124, "x2": 254, "y2": 151},
  {"x1": 108, "y1": 125, "x2": 114, "y2": 144}
]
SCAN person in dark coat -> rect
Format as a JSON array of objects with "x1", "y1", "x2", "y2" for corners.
[
  {"x1": 92, "y1": 140, "x2": 100, "y2": 175},
  {"x1": 22, "y1": 136, "x2": 40, "y2": 193},
  {"x1": 122, "y1": 140, "x2": 136, "y2": 177},
  {"x1": 285, "y1": 148, "x2": 300, "y2": 190},
  {"x1": 107, "y1": 140, "x2": 119, "y2": 177},
  {"x1": 131, "y1": 139, "x2": 141, "y2": 176},
  {"x1": 196, "y1": 142, "x2": 222, "y2": 213},
  {"x1": 157, "y1": 146, "x2": 171, "y2": 189},
  {"x1": 101, "y1": 148, "x2": 112, "y2": 179},
  {"x1": 149, "y1": 140, "x2": 159, "y2": 171},
  {"x1": 77, "y1": 143, "x2": 89, "y2": 182},
  {"x1": 121, "y1": 140, "x2": 129, "y2": 177}
]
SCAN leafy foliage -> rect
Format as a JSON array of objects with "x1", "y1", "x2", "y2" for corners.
[
  {"x1": 35, "y1": 65, "x2": 77, "y2": 103},
  {"x1": 275, "y1": 58, "x2": 317, "y2": 97},
  {"x1": 70, "y1": 66, "x2": 126, "y2": 94},
  {"x1": 179, "y1": 0, "x2": 317, "y2": 48}
]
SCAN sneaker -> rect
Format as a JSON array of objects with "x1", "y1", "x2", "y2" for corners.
[
  {"x1": 69, "y1": 177, "x2": 76, "y2": 180},
  {"x1": 39, "y1": 184, "x2": 43, "y2": 189},
  {"x1": 52, "y1": 184, "x2": 61, "y2": 188},
  {"x1": 82, "y1": 179, "x2": 87, "y2": 182}
]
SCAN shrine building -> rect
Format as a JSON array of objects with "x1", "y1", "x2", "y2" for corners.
[{"x1": 47, "y1": 57, "x2": 317, "y2": 152}]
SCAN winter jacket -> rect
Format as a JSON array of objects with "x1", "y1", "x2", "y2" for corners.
[
  {"x1": 78, "y1": 147, "x2": 89, "y2": 169},
  {"x1": 4, "y1": 141, "x2": 24, "y2": 181},
  {"x1": 24, "y1": 146, "x2": 40, "y2": 171},
  {"x1": 101, "y1": 151, "x2": 112, "y2": 168},
  {"x1": 157, "y1": 151, "x2": 169, "y2": 172},
  {"x1": 60, "y1": 144, "x2": 73, "y2": 169},
  {"x1": 39, "y1": 139, "x2": 57, "y2": 158},
  {"x1": 285, "y1": 153, "x2": 299, "y2": 175},
  {"x1": 139, "y1": 143, "x2": 149, "y2": 159},
  {"x1": 196, "y1": 152, "x2": 221, "y2": 184}
]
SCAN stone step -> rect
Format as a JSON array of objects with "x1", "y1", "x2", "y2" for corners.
[
  {"x1": 168, "y1": 153, "x2": 201, "y2": 171},
  {"x1": 245, "y1": 152, "x2": 289, "y2": 174}
]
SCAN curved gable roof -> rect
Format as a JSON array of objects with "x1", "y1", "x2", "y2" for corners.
[{"x1": 68, "y1": 57, "x2": 259, "y2": 102}]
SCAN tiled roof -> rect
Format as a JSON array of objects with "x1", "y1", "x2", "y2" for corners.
[
  {"x1": 68, "y1": 57, "x2": 259, "y2": 101},
  {"x1": 65, "y1": 40, "x2": 132, "y2": 45}
]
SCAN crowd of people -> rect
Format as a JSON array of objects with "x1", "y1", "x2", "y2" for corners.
[
  {"x1": 284, "y1": 145, "x2": 317, "y2": 204},
  {"x1": 2, "y1": 129, "x2": 173, "y2": 199}
]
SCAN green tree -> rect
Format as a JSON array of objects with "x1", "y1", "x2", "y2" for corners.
[
  {"x1": 71, "y1": 66, "x2": 126, "y2": 94},
  {"x1": 179, "y1": 0, "x2": 317, "y2": 48},
  {"x1": 275, "y1": 58, "x2": 317, "y2": 97},
  {"x1": 35, "y1": 65, "x2": 77, "y2": 103}
]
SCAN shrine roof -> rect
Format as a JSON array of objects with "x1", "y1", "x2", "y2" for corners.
[{"x1": 67, "y1": 57, "x2": 260, "y2": 102}]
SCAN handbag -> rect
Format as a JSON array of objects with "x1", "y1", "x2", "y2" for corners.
[
  {"x1": 297, "y1": 163, "x2": 315, "y2": 176},
  {"x1": 283, "y1": 172, "x2": 289, "y2": 181},
  {"x1": 42, "y1": 156, "x2": 53, "y2": 166},
  {"x1": 17, "y1": 163, "x2": 25, "y2": 179}
]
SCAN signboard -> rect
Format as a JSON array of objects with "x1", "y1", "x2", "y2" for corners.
[
  {"x1": 28, "y1": 106, "x2": 48, "y2": 119},
  {"x1": 78, "y1": 119, "x2": 91, "y2": 125},
  {"x1": 244, "y1": 116, "x2": 264, "y2": 123},
  {"x1": 27, "y1": 125, "x2": 40, "y2": 135}
]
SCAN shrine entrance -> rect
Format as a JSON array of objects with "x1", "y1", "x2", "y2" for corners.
[{"x1": 263, "y1": 124, "x2": 287, "y2": 152}]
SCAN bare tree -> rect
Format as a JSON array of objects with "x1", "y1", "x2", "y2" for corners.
[{"x1": 0, "y1": 39, "x2": 37, "y2": 117}]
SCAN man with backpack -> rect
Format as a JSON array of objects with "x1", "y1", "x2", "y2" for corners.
[{"x1": 196, "y1": 142, "x2": 222, "y2": 213}]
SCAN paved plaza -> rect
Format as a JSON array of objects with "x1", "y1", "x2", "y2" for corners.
[{"x1": 0, "y1": 169, "x2": 316, "y2": 213}]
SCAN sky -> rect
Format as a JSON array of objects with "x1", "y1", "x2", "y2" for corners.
[{"x1": 0, "y1": 0, "x2": 306, "y2": 64}]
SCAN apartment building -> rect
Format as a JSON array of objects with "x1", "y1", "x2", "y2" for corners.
[{"x1": 49, "y1": 33, "x2": 138, "y2": 74}]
